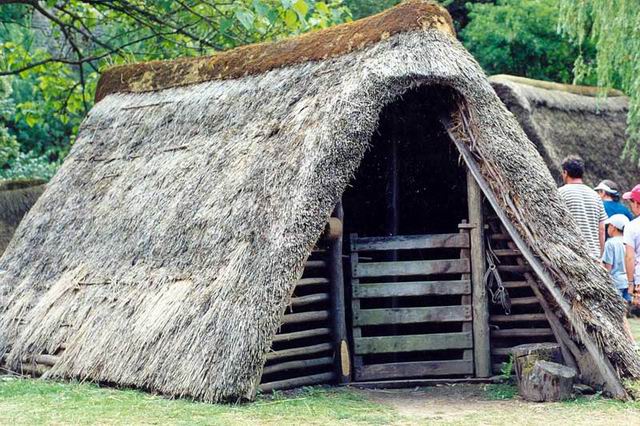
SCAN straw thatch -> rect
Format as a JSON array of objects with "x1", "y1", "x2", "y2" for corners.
[
  {"x1": 0, "y1": 179, "x2": 46, "y2": 255},
  {"x1": 1, "y1": 1, "x2": 639, "y2": 402},
  {"x1": 490, "y1": 75, "x2": 639, "y2": 190}
]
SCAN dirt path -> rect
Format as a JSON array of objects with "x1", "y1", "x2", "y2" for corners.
[
  {"x1": 356, "y1": 385, "x2": 515, "y2": 422},
  {"x1": 353, "y1": 384, "x2": 640, "y2": 425}
]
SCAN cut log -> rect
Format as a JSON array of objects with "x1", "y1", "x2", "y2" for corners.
[
  {"x1": 519, "y1": 360, "x2": 576, "y2": 402},
  {"x1": 512, "y1": 343, "x2": 564, "y2": 386},
  {"x1": 511, "y1": 343, "x2": 564, "y2": 401}
]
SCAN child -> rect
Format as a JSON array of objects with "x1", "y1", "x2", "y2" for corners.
[{"x1": 602, "y1": 214, "x2": 632, "y2": 302}]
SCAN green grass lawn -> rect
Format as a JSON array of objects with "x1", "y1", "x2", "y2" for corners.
[
  {"x1": 0, "y1": 377, "x2": 397, "y2": 425},
  {"x1": 2, "y1": 377, "x2": 640, "y2": 425}
]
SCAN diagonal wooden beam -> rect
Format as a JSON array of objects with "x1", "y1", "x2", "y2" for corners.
[{"x1": 441, "y1": 115, "x2": 627, "y2": 399}]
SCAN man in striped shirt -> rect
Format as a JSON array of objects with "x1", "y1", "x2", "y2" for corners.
[{"x1": 558, "y1": 155, "x2": 607, "y2": 258}]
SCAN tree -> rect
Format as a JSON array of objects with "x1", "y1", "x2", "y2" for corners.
[
  {"x1": 558, "y1": 0, "x2": 640, "y2": 164},
  {"x1": 343, "y1": 0, "x2": 495, "y2": 32},
  {"x1": 342, "y1": 0, "x2": 399, "y2": 20},
  {"x1": 460, "y1": 0, "x2": 595, "y2": 84},
  {"x1": 0, "y1": 1, "x2": 350, "y2": 178}
]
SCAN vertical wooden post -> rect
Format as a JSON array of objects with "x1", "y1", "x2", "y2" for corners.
[
  {"x1": 459, "y1": 220, "x2": 474, "y2": 370},
  {"x1": 467, "y1": 170, "x2": 491, "y2": 377},
  {"x1": 328, "y1": 202, "x2": 351, "y2": 383}
]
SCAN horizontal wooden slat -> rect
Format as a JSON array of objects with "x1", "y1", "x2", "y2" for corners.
[
  {"x1": 290, "y1": 293, "x2": 329, "y2": 307},
  {"x1": 353, "y1": 233, "x2": 470, "y2": 251},
  {"x1": 354, "y1": 332, "x2": 472, "y2": 354},
  {"x1": 492, "y1": 249, "x2": 521, "y2": 256},
  {"x1": 490, "y1": 234, "x2": 511, "y2": 241},
  {"x1": 354, "y1": 259, "x2": 470, "y2": 278},
  {"x1": 305, "y1": 260, "x2": 327, "y2": 269},
  {"x1": 501, "y1": 281, "x2": 530, "y2": 289},
  {"x1": 296, "y1": 277, "x2": 329, "y2": 287},
  {"x1": 353, "y1": 280, "x2": 471, "y2": 298},
  {"x1": 272, "y1": 328, "x2": 331, "y2": 343},
  {"x1": 259, "y1": 372, "x2": 336, "y2": 392},
  {"x1": 350, "y1": 377, "x2": 497, "y2": 389},
  {"x1": 265, "y1": 343, "x2": 333, "y2": 361},
  {"x1": 497, "y1": 265, "x2": 533, "y2": 273},
  {"x1": 510, "y1": 297, "x2": 540, "y2": 306},
  {"x1": 356, "y1": 359, "x2": 473, "y2": 380},
  {"x1": 490, "y1": 314, "x2": 548, "y2": 323},
  {"x1": 491, "y1": 328, "x2": 554, "y2": 338},
  {"x1": 262, "y1": 356, "x2": 334, "y2": 375},
  {"x1": 491, "y1": 347, "x2": 513, "y2": 356},
  {"x1": 354, "y1": 306, "x2": 471, "y2": 326},
  {"x1": 283, "y1": 310, "x2": 329, "y2": 324}
]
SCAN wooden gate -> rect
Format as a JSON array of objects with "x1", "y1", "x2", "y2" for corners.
[{"x1": 350, "y1": 231, "x2": 476, "y2": 381}]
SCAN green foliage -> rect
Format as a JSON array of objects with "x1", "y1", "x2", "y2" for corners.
[
  {"x1": 343, "y1": 0, "x2": 495, "y2": 32},
  {"x1": 461, "y1": 0, "x2": 595, "y2": 84},
  {"x1": 484, "y1": 383, "x2": 518, "y2": 400},
  {"x1": 0, "y1": 1, "x2": 351, "y2": 180},
  {"x1": 500, "y1": 356, "x2": 514, "y2": 379},
  {"x1": 558, "y1": 0, "x2": 640, "y2": 164},
  {"x1": 342, "y1": 0, "x2": 400, "y2": 20},
  {"x1": 0, "y1": 77, "x2": 18, "y2": 168}
]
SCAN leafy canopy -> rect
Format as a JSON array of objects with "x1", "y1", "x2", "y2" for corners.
[
  {"x1": 0, "y1": 0, "x2": 350, "y2": 179},
  {"x1": 559, "y1": 0, "x2": 640, "y2": 164},
  {"x1": 460, "y1": 0, "x2": 595, "y2": 84}
]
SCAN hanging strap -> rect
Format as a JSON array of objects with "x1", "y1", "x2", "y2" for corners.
[{"x1": 484, "y1": 237, "x2": 511, "y2": 315}]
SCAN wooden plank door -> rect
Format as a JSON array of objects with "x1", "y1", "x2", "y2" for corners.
[{"x1": 350, "y1": 232, "x2": 476, "y2": 381}]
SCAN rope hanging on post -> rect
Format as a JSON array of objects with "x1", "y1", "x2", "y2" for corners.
[{"x1": 484, "y1": 237, "x2": 511, "y2": 315}]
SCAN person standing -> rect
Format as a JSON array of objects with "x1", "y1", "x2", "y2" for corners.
[
  {"x1": 558, "y1": 155, "x2": 607, "y2": 258},
  {"x1": 602, "y1": 214, "x2": 631, "y2": 302},
  {"x1": 594, "y1": 179, "x2": 634, "y2": 219},
  {"x1": 623, "y1": 185, "x2": 640, "y2": 302}
]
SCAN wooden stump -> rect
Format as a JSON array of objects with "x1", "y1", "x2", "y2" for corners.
[
  {"x1": 511, "y1": 343, "x2": 575, "y2": 401},
  {"x1": 519, "y1": 360, "x2": 576, "y2": 402},
  {"x1": 511, "y1": 342, "x2": 563, "y2": 386}
]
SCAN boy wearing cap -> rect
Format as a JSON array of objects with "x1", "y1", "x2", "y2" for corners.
[
  {"x1": 623, "y1": 184, "x2": 640, "y2": 302},
  {"x1": 594, "y1": 179, "x2": 634, "y2": 220},
  {"x1": 602, "y1": 214, "x2": 631, "y2": 301}
]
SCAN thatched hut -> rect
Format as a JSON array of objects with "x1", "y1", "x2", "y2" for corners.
[
  {"x1": 1, "y1": 1, "x2": 639, "y2": 402},
  {"x1": 490, "y1": 74, "x2": 638, "y2": 190},
  {"x1": 0, "y1": 179, "x2": 46, "y2": 255}
]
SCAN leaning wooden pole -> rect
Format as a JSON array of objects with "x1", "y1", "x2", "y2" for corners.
[
  {"x1": 328, "y1": 202, "x2": 351, "y2": 383},
  {"x1": 442, "y1": 115, "x2": 628, "y2": 399},
  {"x1": 467, "y1": 170, "x2": 492, "y2": 377}
]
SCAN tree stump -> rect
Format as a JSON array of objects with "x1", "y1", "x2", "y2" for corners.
[
  {"x1": 511, "y1": 342, "x2": 563, "y2": 386},
  {"x1": 511, "y1": 343, "x2": 576, "y2": 401},
  {"x1": 519, "y1": 361, "x2": 576, "y2": 402}
]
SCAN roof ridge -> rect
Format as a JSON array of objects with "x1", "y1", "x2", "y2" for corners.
[{"x1": 95, "y1": 1, "x2": 454, "y2": 101}]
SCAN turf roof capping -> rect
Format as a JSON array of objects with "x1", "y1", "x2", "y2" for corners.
[
  {"x1": 94, "y1": 0, "x2": 454, "y2": 102},
  {"x1": 490, "y1": 74, "x2": 625, "y2": 98}
]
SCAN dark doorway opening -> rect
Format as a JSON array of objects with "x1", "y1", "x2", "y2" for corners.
[
  {"x1": 342, "y1": 85, "x2": 468, "y2": 239},
  {"x1": 342, "y1": 85, "x2": 476, "y2": 382}
]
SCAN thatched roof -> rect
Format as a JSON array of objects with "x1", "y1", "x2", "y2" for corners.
[
  {"x1": 490, "y1": 75, "x2": 639, "y2": 190},
  {"x1": 0, "y1": 179, "x2": 46, "y2": 255},
  {"x1": 1, "y1": 1, "x2": 638, "y2": 401}
]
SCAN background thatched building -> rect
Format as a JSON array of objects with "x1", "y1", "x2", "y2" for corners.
[
  {"x1": 0, "y1": 179, "x2": 46, "y2": 257},
  {"x1": 1, "y1": 1, "x2": 638, "y2": 402},
  {"x1": 0, "y1": 179, "x2": 46, "y2": 311},
  {"x1": 490, "y1": 74, "x2": 638, "y2": 190}
]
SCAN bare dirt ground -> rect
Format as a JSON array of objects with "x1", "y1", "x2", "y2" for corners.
[{"x1": 355, "y1": 384, "x2": 640, "y2": 425}]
